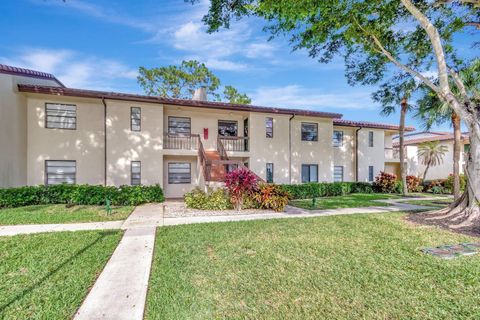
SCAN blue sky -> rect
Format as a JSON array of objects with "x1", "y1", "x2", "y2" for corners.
[{"x1": 0, "y1": 0, "x2": 472, "y2": 131}]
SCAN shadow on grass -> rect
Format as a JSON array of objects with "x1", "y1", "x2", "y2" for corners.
[{"x1": 0, "y1": 230, "x2": 118, "y2": 313}]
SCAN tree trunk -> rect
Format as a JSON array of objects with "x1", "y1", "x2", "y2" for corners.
[
  {"x1": 452, "y1": 112, "x2": 462, "y2": 200},
  {"x1": 399, "y1": 98, "x2": 408, "y2": 196},
  {"x1": 422, "y1": 163, "x2": 430, "y2": 182}
]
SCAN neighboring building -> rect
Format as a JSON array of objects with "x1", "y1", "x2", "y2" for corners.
[
  {"x1": 0, "y1": 64, "x2": 415, "y2": 197},
  {"x1": 392, "y1": 131, "x2": 470, "y2": 180}
]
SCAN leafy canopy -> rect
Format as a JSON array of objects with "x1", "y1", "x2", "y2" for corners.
[{"x1": 138, "y1": 59, "x2": 251, "y2": 103}]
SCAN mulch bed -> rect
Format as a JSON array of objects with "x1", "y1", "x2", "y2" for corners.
[{"x1": 407, "y1": 211, "x2": 480, "y2": 238}]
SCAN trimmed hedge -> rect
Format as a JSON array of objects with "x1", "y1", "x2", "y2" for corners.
[
  {"x1": 0, "y1": 184, "x2": 164, "y2": 208},
  {"x1": 279, "y1": 182, "x2": 374, "y2": 200}
]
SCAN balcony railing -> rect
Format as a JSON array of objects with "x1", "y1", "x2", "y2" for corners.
[
  {"x1": 219, "y1": 136, "x2": 249, "y2": 152},
  {"x1": 164, "y1": 133, "x2": 199, "y2": 150},
  {"x1": 385, "y1": 146, "x2": 404, "y2": 160}
]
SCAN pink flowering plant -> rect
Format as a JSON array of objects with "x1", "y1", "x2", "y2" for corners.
[{"x1": 224, "y1": 167, "x2": 258, "y2": 211}]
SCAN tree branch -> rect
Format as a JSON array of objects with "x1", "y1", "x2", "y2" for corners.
[{"x1": 465, "y1": 21, "x2": 480, "y2": 29}]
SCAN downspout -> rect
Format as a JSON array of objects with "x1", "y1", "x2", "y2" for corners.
[
  {"x1": 355, "y1": 127, "x2": 362, "y2": 182},
  {"x1": 102, "y1": 97, "x2": 107, "y2": 186},
  {"x1": 288, "y1": 114, "x2": 295, "y2": 184}
]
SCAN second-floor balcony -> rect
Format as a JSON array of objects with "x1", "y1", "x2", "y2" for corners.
[
  {"x1": 385, "y1": 146, "x2": 404, "y2": 161},
  {"x1": 163, "y1": 133, "x2": 200, "y2": 150},
  {"x1": 218, "y1": 136, "x2": 249, "y2": 152}
]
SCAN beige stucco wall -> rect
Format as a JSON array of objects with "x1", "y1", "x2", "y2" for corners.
[
  {"x1": 248, "y1": 112, "x2": 290, "y2": 183},
  {"x1": 106, "y1": 100, "x2": 163, "y2": 186},
  {"x1": 332, "y1": 126, "x2": 356, "y2": 182},
  {"x1": 290, "y1": 116, "x2": 334, "y2": 183},
  {"x1": 26, "y1": 95, "x2": 105, "y2": 185},
  {"x1": 357, "y1": 128, "x2": 385, "y2": 182},
  {"x1": 163, "y1": 105, "x2": 247, "y2": 151},
  {"x1": 0, "y1": 74, "x2": 27, "y2": 187},
  {"x1": 163, "y1": 155, "x2": 199, "y2": 198}
]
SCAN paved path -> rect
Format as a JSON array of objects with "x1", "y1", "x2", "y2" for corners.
[
  {"x1": 74, "y1": 204, "x2": 162, "y2": 320},
  {"x1": 162, "y1": 197, "x2": 442, "y2": 226},
  {"x1": 0, "y1": 220, "x2": 124, "y2": 237}
]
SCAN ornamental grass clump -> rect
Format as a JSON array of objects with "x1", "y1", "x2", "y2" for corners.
[{"x1": 224, "y1": 167, "x2": 259, "y2": 211}]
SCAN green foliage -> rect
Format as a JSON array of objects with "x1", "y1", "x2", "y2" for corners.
[
  {"x1": 138, "y1": 60, "x2": 220, "y2": 99},
  {"x1": 223, "y1": 85, "x2": 252, "y2": 104},
  {"x1": 137, "y1": 60, "x2": 251, "y2": 104},
  {"x1": 280, "y1": 182, "x2": 374, "y2": 200},
  {"x1": 406, "y1": 175, "x2": 422, "y2": 193},
  {"x1": 444, "y1": 174, "x2": 467, "y2": 193},
  {"x1": 0, "y1": 184, "x2": 164, "y2": 208},
  {"x1": 184, "y1": 187, "x2": 233, "y2": 210},
  {"x1": 373, "y1": 172, "x2": 398, "y2": 193},
  {"x1": 253, "y1": 183, "x2": 290, "y2": 212}
]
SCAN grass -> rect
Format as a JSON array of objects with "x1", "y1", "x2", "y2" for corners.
[
  {"x1": 0, "y1": 230, "x2": 122, "y2": 319},
  {"x1": 0, "y1": 204, "x2": 134, "y2": 225},
  {"x1": 146, "y1": 213, "x2": 480, "y2": 319},
  {"x1": 289, "y1": 193, "x2": 400, "y2": 210}
]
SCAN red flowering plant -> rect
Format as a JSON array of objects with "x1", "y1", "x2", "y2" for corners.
[
  {"x1": 373, "y1": 171, "x2": 397, "y2": 193},
  {"x1": 224, "y1": 167, "x2": 259, "y2": 211}
]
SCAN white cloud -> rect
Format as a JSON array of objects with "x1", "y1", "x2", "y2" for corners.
[
  {"x1": 251, "y1": 85, "x2": 377, "y2": 110},
  {"x1": 1, "y1": 48, "x2": 138, "y2": 90},
  {"x1": 245, "y1": 43, "x2": 276, "y2": 59}
]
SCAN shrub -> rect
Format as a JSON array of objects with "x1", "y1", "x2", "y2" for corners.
[
  {"x1": 184, "y1": 187, "x2": 232, "y2": 210},
  {"x1": 0, "y1": 184, "x2": 164, "y2": 208},
  {"x1": 279, "y1": 182, "x2": 374, "y2": 200},
  {"x1": 443, "y1": 174, "x2": 466, "y2": 193},
  {"x1": 253, "y1": 183, "x2": 290, "y2": 212},
  {"x1": 224, "y1": 167, "x2": 259, "y2": 210},
  {"x1": 406, "y1": 176, "x2": 422, "y2": 193},
  {"x1": 423, "y1": 179, "x2": 447, "y2": 193},
  {"x1": 373, "y1": 172, "x2": 397, "y2": 193}
]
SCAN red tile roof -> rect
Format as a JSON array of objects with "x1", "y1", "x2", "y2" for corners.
[
  {"x1": 0, "y1": 64, "x2": 65, "y2": 87},
  {"x1": 17, "y1": 84, "x2": 344, "y2": 118},
  {"x1": 393, "y1": 133, "x2": 469, "y2": 146},
  {"x1": 333, "y1": 119, "x2": 415, "y2": 131}
]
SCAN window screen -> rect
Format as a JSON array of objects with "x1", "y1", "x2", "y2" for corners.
[
  {"x1": 333, "y1": 131, "x2": 343, "y2": 147},
  {"x1": 45, "y1": 103, "x2": 76, "y2": 129},
  {"x1": 369, "y1": 131, "x2": 374, "y2": 147},
  {"x1": 131, "y1": 107, "x2": 141, "y2": 131},
  {"x1": 168, "y1": 117, "x2": 191, "y2": 136},
  {"x1": 266, "y1": 117, "x2": 273, "y2": 138},
  {"x1": 333, "y1": 166, "x2": 344, "y2": 182},
  {"x1": 368, "y1": 166, "x2": 374, "y2": 182},
  {"x1": 301, "y1": 164, "x2": 318, "y2": 183},
  {"x1": 266, "y1": 163, "x2": 274, "y2": 183},
  {"x1": 301, "y1": 123, "x2": 318, "y2": 141},
  {"x1": 131, "y1": 161, "x2": 141, "y2": 185},
  {"x1": 45, "y1": 160, "x2": 76, "y2": 185},
  {"x1": 168, "y1": 163, "x2": 191, "y2": 184}
]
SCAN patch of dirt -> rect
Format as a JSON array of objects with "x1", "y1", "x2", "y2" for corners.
[{"x1": 406, "y1": 211, "x2": 480, "y2": 238}]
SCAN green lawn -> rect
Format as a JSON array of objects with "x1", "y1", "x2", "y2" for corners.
[
  {"x1": 0, "y1": 230, "x2": 122, "y2": 319},
  {"x1": 146, "y1": 213, "x2": 480, "y2": 319},
  {"x1": 0, "y1": 204, "x2": 134, "y2": 225},
  {"x1": 289, "y1": 193, "x2": 400, "y2": 210}
]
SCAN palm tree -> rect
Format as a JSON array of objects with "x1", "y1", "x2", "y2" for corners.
[
  {"x1": 417, "y1": 141, "x2": 448, "y2": 181},
  {"x1": 415, "y1": 61, "x2": 479, "y2": 200}
]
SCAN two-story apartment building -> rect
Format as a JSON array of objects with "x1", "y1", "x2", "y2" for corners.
[{"x1": 0, "y1": 64, "x2": 414, "y2": 198}]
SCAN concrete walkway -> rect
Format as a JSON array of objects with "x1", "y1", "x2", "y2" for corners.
[
  {"x1": 0, "y1": 220, "x2": 124, "y2": 237},
  {"x1": 74, "y1": 204, "x2": 162, "y2": 320},
  {"x1": 162, "y1": 197, "x2": 442, "y2": 226}
]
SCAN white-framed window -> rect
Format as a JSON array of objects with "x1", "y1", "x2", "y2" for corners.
[
  {"x1": 301, "y1": 164, "x2": 318, "y2": 183},
  {"x1": 131, "y1": 161, "x2": 141, "y2": 185},
  {"x1": 266, "y1": 117, "x2": 273, "y2": 138},
  {"x1": 301, "y1": 122, "x2": 318, "y2": 141},
  {"x1": 45, "y1": 160, "x2": 76, "y2": 185},
  {"x1": 266, "y1": 163, "x2": 274, "y2": 183},
  {"x1": 368, "y1": 166, "x2": 374, "y2": 182},
  {"x1": 45, "y1": 103, "x2": 76, "y2": 129},
  {"x1": 368, "y1": 131, "x2": 374, "y2": 147},
  {"x1": 218, "y1": 120, "x2": 238, "y2": 137},
  {"x1": 333, "y1": 166, "x2": 344, "y2": 182},
  {"x1": 333, "y1": 130, "x2": 343, "y2": 147},
  {"x1": 131, "y1": 107, "x2": 141, "y2": 132},
  {"x1": 168, "y1": 163, "x2": 191, "y2": 184},
  {"x1": 168, "y1": 116, "x2": 191, "y2": 136}
]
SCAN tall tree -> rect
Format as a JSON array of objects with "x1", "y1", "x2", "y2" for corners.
[
  {"x1": 417, "y1": 141, "x2": 449, "y2": 181},
  {"x1": 194, "y1": 0, "x2": 480, "y2": 228},
  {"x1": 415, "y1": 60, "x2": 479, "y2": 200},
  {"x1": 137, "y1": 60, "x2": 251, "y2": 103}
]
